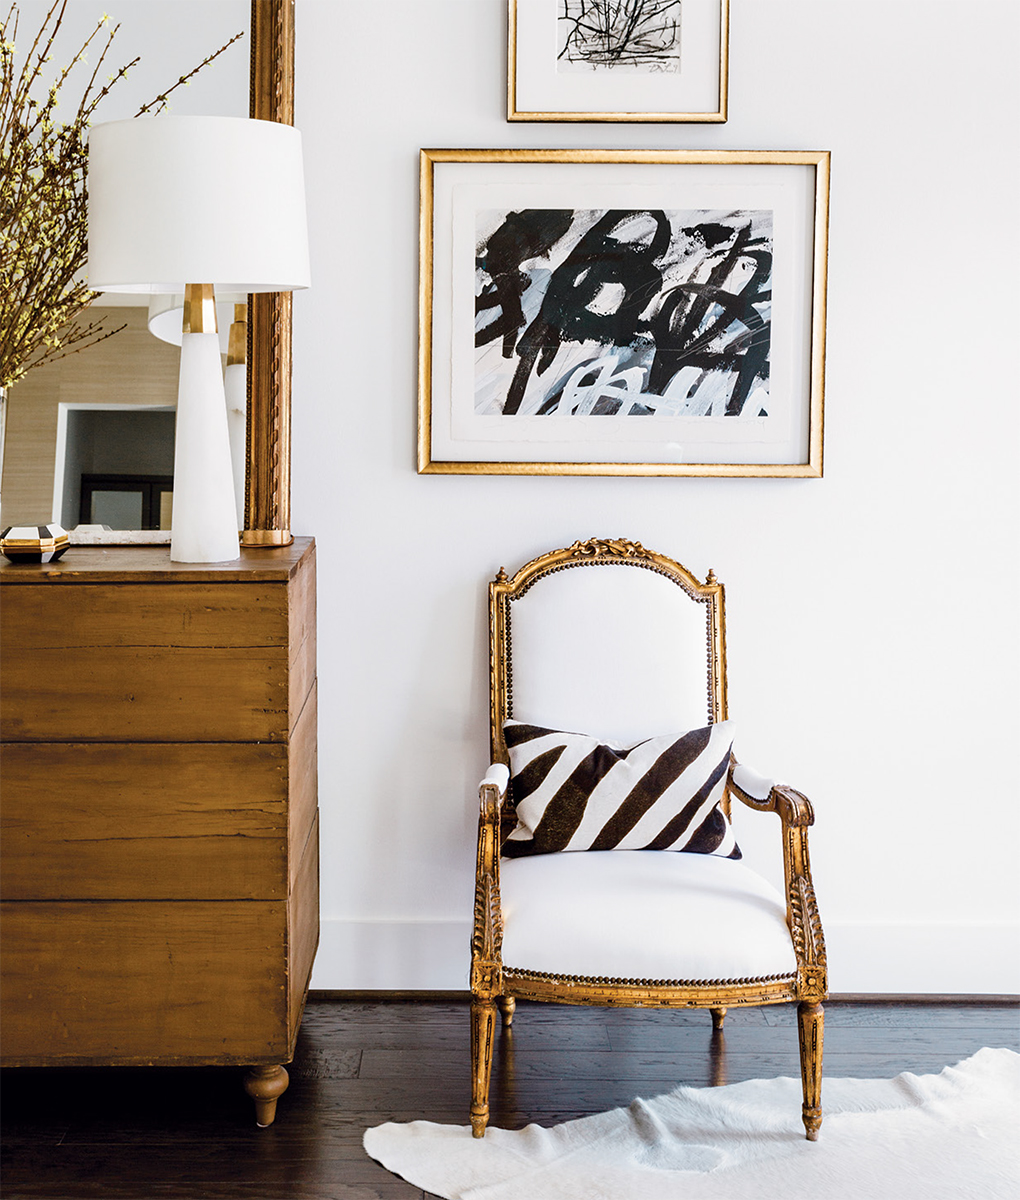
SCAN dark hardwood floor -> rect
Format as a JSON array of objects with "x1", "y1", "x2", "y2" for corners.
[{"x1": 2, "y1": 997, "x2": 1017, "y2": 1199}]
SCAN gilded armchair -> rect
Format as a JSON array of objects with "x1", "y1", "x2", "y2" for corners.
[{"x1": 470, "y1": 538, "x2": 827, "y2": 1140}]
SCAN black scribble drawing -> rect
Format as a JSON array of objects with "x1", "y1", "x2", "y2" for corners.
[
  {"x1": 558, "y1": 1, "x2": 682, "y2": 73},
  {"x1": 474, "y1": 208, "x2": 773, "y2": 419}
]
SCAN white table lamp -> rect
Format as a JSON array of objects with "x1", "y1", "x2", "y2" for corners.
[{"x1": 87, "y1": 116, "x2": 310, "y2": 562}]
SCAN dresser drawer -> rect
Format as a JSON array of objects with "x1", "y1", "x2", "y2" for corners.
[
  {"x1": 0, "y1": 899, "x2": 293, "y2": 1064},
  {"x1": 0, "y1": 689, "x2": 318, "y2": 902},
  {"x1": 1, "y1": 647, "x2": 290, "y2": 742},
  {"x1": 1, "y1": 743, "x2": 287, "y2": 900},
  {"x1": 0, "y1": 581, "x2": 290, "y2": 650},
  {"x1": 0, "y1": 580, "x2": 314, "y2": 742}
]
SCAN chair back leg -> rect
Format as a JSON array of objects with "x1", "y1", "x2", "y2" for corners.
[
  {"x1": 797, "y1": 1000, "x2": 825, "y2": 1140},
  {"x1": 471, "y1": 997, "x2": 497, "y2": 1137}
]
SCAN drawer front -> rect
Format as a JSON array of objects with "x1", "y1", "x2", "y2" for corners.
[
  {"x1": 0, "y1": 582, "x2": 289, "y2": 650},
  {"x1": 1, "y1": 646, "x2": 290, "y2": 742},
  {"x1": 0, "y1": 900, "x2": 291, "y2": 1064},
  {"x1": 0, "y1": 579, "x2": 302, "y2": 742},
  {"x1": 1, "y1": 743, "x2": 290, "y2": 900}
]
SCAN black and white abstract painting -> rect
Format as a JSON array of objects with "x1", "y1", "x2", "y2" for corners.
[
  {"x1": 557, "y1": 1, "x2": 683, "y2": 74},
  {"x1": 474, "y1": 208, "x2": 772, "y2": 421}
]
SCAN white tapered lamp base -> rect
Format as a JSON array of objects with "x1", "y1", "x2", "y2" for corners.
[{"x1": 170, "y1": 330, "x2": 240, "y2": 563}]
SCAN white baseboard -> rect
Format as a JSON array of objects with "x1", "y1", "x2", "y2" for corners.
[
  {"x1": 824, "y1": 922, "x2": 1020, "y2": 994},
  {"x1": 310, "y1": 918, "x2": 1020, "y2": 994},
  {"x1": 311, "y1": 918, "x2": 473, "y2": 990}
]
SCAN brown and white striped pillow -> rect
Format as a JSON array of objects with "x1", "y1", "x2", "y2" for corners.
[{"x1": 502, "y1": 720, "x2": 739, "y2": 859}]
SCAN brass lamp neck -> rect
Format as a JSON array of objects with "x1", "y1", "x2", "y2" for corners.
[
  {"x1": 182, "y1": 284, "x2": 217, "y2": 334},
  {"x1": 227, "y1": 302, "x2": 248, "y2": 367}
]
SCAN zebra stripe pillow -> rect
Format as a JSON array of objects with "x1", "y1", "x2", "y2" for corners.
[{"x1": 502, "y1": 720, "x2": 739, "y2": 860}]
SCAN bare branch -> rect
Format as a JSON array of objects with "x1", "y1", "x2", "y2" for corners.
[{"x1": 1, "y1": 3, "x2": 245, "y2": 388}]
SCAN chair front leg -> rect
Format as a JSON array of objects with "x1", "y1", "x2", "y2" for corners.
[
  {"x1": 797, "y1": 1001, "x2": 824, "y2": 1140},
  {"x1": 470, "y1": 773, "x2": 505, "y2": 1137},
  {"x1": 470, "y1": 996, "x2": 497, "y2": 1138}
]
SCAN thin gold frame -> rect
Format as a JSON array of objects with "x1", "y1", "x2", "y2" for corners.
[
  {"x1": 418, "y1": 148, "x2": 829, "y2": 478},
  {"x1": 508, "y1": 0, "x2": 729, "y2": 123}
]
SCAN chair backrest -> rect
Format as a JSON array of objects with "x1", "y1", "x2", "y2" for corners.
[{"x1": 489, "y1": 539, "x2": 727, "y2": 763}]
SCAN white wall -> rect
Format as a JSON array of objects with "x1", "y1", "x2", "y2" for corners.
[
  {"x1": 36, "y1": 1, "x2": 1014, "y2": 992},
  {"x1": 16, "y1": 1, "x2": 250, "y2": 123},
  {"x1": 293, "y1": 0, "x2": 1019, "y2": 994}
]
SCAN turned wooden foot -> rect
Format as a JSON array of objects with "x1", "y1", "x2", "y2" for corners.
[
  {"x1": 470, "y1": 997, "x2": 497, "y2": 1138},
  {"x1": 710, "y1": 1006, "x2": 727, "y2": 1031},
  {"x1": 243, "y1": 1064, "x2": 289, "y2": 1128},
  {"x1": 497, "y1": 995, "x2": 516, "y2": 1027},
  {"x1": 797, "y1": 1001, "x2": 824, "y2": 1140}
]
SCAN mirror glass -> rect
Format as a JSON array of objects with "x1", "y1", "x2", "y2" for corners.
[{"x1": 1, "y1": 1, "x2": 249, "y2": 536}]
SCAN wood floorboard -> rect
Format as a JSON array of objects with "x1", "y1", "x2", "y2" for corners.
[
  {"x1": 0, "y1": 1188, "x2": 426, "y2": 1200},
  {"x1": 1, "y1": 997, "x2": 1016, "y2": 1199}
]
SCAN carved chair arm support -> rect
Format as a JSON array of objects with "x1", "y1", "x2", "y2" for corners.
[
  {"x1": 728, "y1": 761, "x2": 826, "y2": 1000},
  {"x1": 478, "y1": 764, "x2": 508, "y2": 860},
  {"x1": 471, "y1": 765, "x2": 508, "y2": 999}
]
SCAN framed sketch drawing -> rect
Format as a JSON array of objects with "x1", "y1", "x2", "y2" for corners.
[
  {"x1": 418, "y1": 149, "x2": 829, "y2": 477},
  {"x1": 509, "y1": 0, "x2": 729, "y2": 123}
]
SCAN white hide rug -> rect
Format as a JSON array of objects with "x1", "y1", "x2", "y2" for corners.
[{"x1": 363, "y1": 1048, "x2": 1019, "y2": 1200}]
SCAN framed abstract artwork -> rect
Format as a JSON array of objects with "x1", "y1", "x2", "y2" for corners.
[
  {"x1": 418, "y1": 149, "x2": 829, "y2": 477},
  {"x1": 508, "y1": 0, "x2": 729, "y2": 123}
]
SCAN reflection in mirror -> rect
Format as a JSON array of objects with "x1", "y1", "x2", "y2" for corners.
[
  {"x1": 3, "y1": 303, "x2": 180, "y2": 534},
  {"x1": 0, "y1": 1, "x2": 248, "y2": 536}
]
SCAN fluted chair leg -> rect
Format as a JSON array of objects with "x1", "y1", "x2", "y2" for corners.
[
  {"x1": 710, "y1": 1006, "x2": 727, "y2": 1030},
  {"x1": 471, "y1": 997, "x2": 497, "y2": 1138},
  {"x1": 797, "y1": 1001, "x2": 824, "y2": 1140}
]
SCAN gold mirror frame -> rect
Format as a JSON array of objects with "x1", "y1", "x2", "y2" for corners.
[{"x1": 244, "y1": 0, "x2": 295, "y2": 547}]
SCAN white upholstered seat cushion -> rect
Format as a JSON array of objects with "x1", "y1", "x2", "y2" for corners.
[{"x1": 499, "y1": 850, "x2": 797, "y2": 982}]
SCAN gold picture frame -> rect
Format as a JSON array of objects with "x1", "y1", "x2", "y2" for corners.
[
  {"x1": 418, "y1": 148, "x2": 829, "y2": 477},
  {"x1": 508, "y1": 0, "x2": 729, "y2": 123}
]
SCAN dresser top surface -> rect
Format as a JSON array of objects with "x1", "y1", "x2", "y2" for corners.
[{"x1": 0, "y1": 538, "x2": 315, "y2": 585}]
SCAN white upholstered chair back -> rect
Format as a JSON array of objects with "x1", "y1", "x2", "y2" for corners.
[{"x1": 490, "y1": 541, "x2": 726, "y2": 757}]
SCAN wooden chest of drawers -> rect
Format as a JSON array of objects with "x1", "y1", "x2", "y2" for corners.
[{"x1": 0, "y1": 540, "x2": 318, "y2": 1124}]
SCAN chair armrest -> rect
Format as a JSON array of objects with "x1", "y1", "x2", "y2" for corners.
[
  {"x1": 772, "y1": 783, "x2": 815, "y2": 828},
  {"x1": 730, "y1": 761, "x2": 775, "y2": 804},
  {"x1": 728, "y1": 760, "x2": 814, "y2": 827},
  {"x1": 479, "y1": 763, "x2": 509, "y2": 799}
]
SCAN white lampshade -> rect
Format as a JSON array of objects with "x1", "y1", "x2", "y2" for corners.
[
  {"x1": 87, "y1": 116, "x2": 310, "y2": 293},
  {"x1": 86, "y1": 116, "x2": 309, "y2": 564}
]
